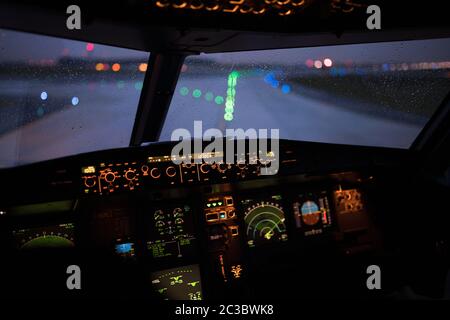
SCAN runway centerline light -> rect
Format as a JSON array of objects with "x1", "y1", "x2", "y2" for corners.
[{"x1": 180, "y1": 87, "x2": 189, "y2": 96}]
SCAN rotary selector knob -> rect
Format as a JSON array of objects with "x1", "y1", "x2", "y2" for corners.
[
  {"x1": 200, "y1": 163, "x2": 210, "y2": 174},
  {"x1": 84, "y1": 176, "x2": 96, "y2": 188},
  {"x1": 124, "y1": 169, "x2": 136, "y2": 181},
  {"x1": 150, "y1": 167, "x2": 161, "y2": 179},
  {"x1": 217, "y1": 163, "x2": 229, "y2": 173},
  {"x1": 166, "y1": 166, "x2": 177, "y2": 178},
  {"x1": 104, "y1": 172, "x2": 116, "y2": 183}
]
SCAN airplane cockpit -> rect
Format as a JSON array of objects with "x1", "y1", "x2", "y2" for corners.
[{"x1": 1, "y1": 0, "x2": 450, "y2": 302}]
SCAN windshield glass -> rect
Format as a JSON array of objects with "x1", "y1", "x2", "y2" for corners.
[
  {"x1": 0, "y1": 29, "x2": 149, "y2": 168},
  {"x1": 160, "y1": 38, "x2": 450, "y2": 149}
]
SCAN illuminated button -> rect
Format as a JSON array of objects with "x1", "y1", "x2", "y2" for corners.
[
  {"x1": 219, "y1": 212, "x2": 227, "y2": 219},
  {"x1": 225, "y1": 197, "x2": 234, "y2": 206},
  {"x1": 206, "y1": 213, "x2": 219, "y2": 222}
]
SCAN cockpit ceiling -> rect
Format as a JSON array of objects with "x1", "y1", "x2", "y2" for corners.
[{"x1": 1, "y1": 1, "x2": 450, "y2": 54}]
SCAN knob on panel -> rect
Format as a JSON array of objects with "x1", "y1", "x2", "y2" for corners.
[
  {"x1": 105, "y1": 172, "x2": 116, "y2": 183},
  {"x1": 124, "y1": 169, "x2": 136, "y2": 181},
  {"x1": 200, "y1": 163, "x2": 210, "y2": 174},
  {"x1": 217, "y1": 163, "x2": 229, "y2": 173},
  {"x1": 141, "y1": 165, "x2": 149, "y2": 176},
  {"x1": 166, "y1": 166, "x2": 177, "y2": 178},
  {"x1": 84, "y1": 176, "x2": 96, "y2": 188},
  {"x1": 150, "y1": 167, "x2": 161, "y2": 179}
]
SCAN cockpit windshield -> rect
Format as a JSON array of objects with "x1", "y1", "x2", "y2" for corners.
[
  {"x1": 0, "y1": 28, "x2": 149, "y2": 168},
  {"x1": 2, "y1": 28, "x2": 450, "y2": 169},
  {"x1": 160, "y1": 38, "x2": 450, "y2": 149}
]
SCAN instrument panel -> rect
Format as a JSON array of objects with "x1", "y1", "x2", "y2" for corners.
[
  {"x1": 6, "y1": 175, "x2": 372, "y2": 300},
  {"x1": 80, "y1": 151, "x2": 275, "y2": 195},
  {"x1": 4, "y1": 139, "x2": 377, "y2": 300}
]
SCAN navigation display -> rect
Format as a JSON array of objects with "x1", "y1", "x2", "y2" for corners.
[
  {"x1": 151, "y1": 264, "x2": 203, "y2": 300},
  {"x1": 147, "y1": 204, "x2": 197, "y2": 259},
  {"x1": 241, "y1": 195, "x2": 288, "y2": 248}
]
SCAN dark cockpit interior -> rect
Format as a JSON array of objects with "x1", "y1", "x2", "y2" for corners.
[{"x1": 1, "y1": 0, "x2": 450, "y2": 301}]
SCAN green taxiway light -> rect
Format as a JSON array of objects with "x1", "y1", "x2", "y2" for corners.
[
  {"x1": 180, "y1": 87, "x2": 189, "y2": 96},
  {"x1": 205, "y1": 92, "x2": 214, "y2": 101},
  {"x1": 215, "y1": 96, "x2": 224, "y2": 105},
  {"x1": 192, "y1": 89, "x2": 202, "y2": 98}
]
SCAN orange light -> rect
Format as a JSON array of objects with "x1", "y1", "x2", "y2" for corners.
[
  {"x1": 153, "y1": 0, "x2": 311, "y2": 15},
  {"x1": 95, "y1": 63, "x2": 104, "y2": 71},
  {"x1": 112, "y1": 63, "x2": 121, "y2": 72},
  {"x1": 139, "y1": 63, "x2": 148, "y2": 72}
]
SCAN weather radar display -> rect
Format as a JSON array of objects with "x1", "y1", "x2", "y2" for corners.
[{"x1": 241, "y1": 195, "x2": 288, "y2": 247}]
